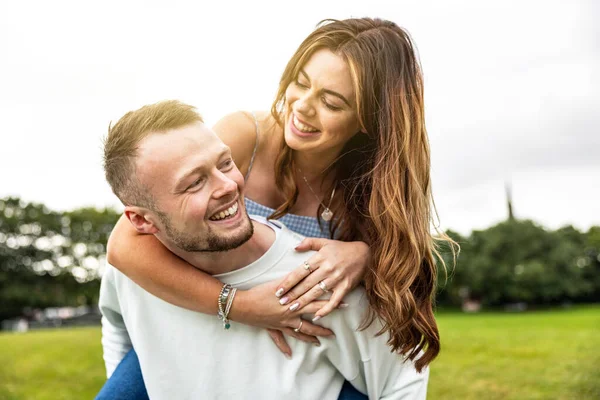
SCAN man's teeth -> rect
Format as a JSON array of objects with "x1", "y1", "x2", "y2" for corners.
[
  {"x1": 293, "y1": 115, "x2": 319, "y2": 133},
  {"x1": 210, "y1": 203, "x2": 238, "y2": 221}
]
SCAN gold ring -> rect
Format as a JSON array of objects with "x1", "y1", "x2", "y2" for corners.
[{"x1": 294, "y1": 320, "x2": 303, "y2": 333}]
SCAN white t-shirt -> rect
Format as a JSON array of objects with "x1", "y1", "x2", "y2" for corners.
[{"x1": 99, "y1": 217, "x2": 428, "y2": 400}]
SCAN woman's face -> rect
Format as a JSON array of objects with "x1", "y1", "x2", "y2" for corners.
[{"x1": 284, "y1": 49, "x2": 363, "y2": 156}]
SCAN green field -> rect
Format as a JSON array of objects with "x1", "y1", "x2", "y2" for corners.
[{"x1": 1, "y1": 306, "x2": 598, "y2": 399}]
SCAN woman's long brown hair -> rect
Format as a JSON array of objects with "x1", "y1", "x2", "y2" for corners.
[{"x1": 270, "y1": 18, "x2": 457, "y2": 372}]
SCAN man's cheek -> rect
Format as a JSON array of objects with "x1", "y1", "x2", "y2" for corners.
[{"x1": 185, "y1": 197, "x2": 209, "y2": 222}]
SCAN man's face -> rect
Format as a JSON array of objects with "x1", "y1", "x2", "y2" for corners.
[{"x1": 135, "y1": 122, "x2": 253, "y2": 252}]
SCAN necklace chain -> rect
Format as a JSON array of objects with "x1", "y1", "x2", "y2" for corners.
[{"x1": 299, "y1": 168, "x2": 336, "y2": 221}]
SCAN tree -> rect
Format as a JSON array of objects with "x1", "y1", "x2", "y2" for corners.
[
  {"x1": 437, "y1": 219, "x2": 597, "y2": 307},
  {"x1": 0, "y1": 197, "x2": 120, "y2": 321}
]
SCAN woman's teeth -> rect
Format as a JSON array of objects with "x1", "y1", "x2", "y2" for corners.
[
  {"x1": 209, "y1": 203, "x2": 238, "y2": 221},
  {"x1": 293, "y1": 115, "x2": 319, "y2": 133}
]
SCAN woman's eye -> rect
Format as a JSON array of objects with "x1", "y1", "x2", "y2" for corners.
[
  {"x1": 324, "y1": 100, "x2": 342, "y2": 111},
  {"x1": 295, "y1": 79, "x2": 309, "y2": 89}
]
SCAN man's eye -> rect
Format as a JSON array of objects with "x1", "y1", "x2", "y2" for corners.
[
  {"x1": 188, "y1": 177, "x2": 205, "y2": 190},
  {"x1": 221, "y1": 159, "x2": 234, "y2": 170}
]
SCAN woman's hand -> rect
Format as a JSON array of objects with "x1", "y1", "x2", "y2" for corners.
[
  {"x1": 230, "y1": 279, "x2": 335, "y2": 357},
  {"x1": 274, "y1": 239, "x2": 370, "y2": 320}
]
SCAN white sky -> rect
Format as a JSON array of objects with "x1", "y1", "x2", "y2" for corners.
[{"x1": 0, "y1": 0, "x2": 598, "y2": 235}]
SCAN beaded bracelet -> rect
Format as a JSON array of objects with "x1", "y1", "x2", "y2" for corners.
[{"x1": 217, "y1": 284, "x2": 231, "y2": 321}]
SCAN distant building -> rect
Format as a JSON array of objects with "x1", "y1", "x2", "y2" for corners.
[{"x1": 1, "y1": 305, "x2": 101, "y2": 332}]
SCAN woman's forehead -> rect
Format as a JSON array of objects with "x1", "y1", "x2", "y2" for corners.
[{"x1": 302, "y1": 49, "x2": 355, "y2": 98}]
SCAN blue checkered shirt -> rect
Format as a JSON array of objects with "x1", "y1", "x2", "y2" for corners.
[{"x1": 245, "y1": 198, "x2": 331, "y2": 239}]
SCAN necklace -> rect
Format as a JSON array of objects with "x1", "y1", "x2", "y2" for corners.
[{"x1": 299, "y1": 169, "x2": 336, "y2": 222}]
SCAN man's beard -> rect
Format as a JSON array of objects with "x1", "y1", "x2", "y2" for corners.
[{"x1": 157, "y1": 210, "x2": 254, "y2": 253}]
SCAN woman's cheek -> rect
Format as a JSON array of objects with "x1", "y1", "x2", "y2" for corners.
[
  {"x1": 285, "y1": 86, "x2": 298, "y2": 105},
  {"x1": 326, "y1": 115, "x2": 358, "y2": 142}
]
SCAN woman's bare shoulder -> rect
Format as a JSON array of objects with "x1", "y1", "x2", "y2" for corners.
[{"x1": 212, "y1": 111, "x2": 264, "y2": 175}]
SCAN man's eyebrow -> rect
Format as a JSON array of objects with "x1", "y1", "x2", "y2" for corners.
[
  {"x1": 175, "y1": 165, "x2": 205, "y2": 193},
  {"x1": 175, "y1": 147, "x2": 231, "y2": 192},
  {"x1": 299, "y1": 69, "x2": 351, "y2": 107}
]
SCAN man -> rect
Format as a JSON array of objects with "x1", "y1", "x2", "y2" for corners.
[{"x1": 99, "y1": 100, "x2": 428, "y2": 399}]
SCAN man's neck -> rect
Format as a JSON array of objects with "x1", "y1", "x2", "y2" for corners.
[{"x1": 166, "y1": 220, "x2": 276, "y2": 275}]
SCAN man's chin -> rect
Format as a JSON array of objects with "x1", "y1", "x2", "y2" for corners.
[
  {"x1": 162, "y1": 211, "x2": 254, "y2": 253},
  {"x1": 203, "y1": 218, "x2": 254, "y2": 252}
]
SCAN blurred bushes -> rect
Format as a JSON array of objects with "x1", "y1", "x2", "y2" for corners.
[{"x1": 0, "y1": 197, "x2": 119, "y2": 321}]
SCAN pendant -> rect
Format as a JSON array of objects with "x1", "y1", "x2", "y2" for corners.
[{"x1": 321, "y1": 208, "x2": 333, "y2": 221}]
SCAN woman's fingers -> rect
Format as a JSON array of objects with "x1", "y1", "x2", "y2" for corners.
[
  {"x1": 314, "y1": 286, "x2": 349, "y2": 319},
  {"x1": 294, "y1": 237, "x2": 330, "y2": 252},
  {"x1": 280, "y1": 273, "x2": 322, "y2": 306},
  {"x1": 267, "y1": 329, "x2": 292, "y2": 357},
  {"x1": 290, "y1": 275, "x2": 339, "y2": 312},
  {"x1": 281, "y1": 327, "x2": 320, "y2": 345},
  {"x1": 283, "y1": 258, "x2": 339, "y2": 303},
  {"x1": 296, "y1": 300, "x2": 329, "y2": 314},
  {"x1": 275, "y1": 256, "x2": 322, "y2": 301},
  {"x1": 294, "y1": 320, "x2": 335, "y2": 337}
]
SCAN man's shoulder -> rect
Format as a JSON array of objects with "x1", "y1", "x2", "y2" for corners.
[
  {"x1": 101, "y1": 263, "x2": 136, "y2": 291},
  {"x1": 251, "y1": 215, "x2": 308, "y2": 246}
]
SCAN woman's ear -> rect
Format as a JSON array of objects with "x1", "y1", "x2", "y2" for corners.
[{"x1": 124, "y1": 206, "x2": 159, "y2": 234}]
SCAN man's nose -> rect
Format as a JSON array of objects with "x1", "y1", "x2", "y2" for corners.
[{"x1": 212, "y1": 171, "x2": 238, "y2": 198}]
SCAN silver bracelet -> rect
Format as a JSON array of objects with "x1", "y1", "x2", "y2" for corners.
[{"x1": 222, "y1": 288, "x2": 237, "y2": 330}]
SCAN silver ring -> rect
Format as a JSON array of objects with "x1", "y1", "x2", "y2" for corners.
[
  {"x1": 318, "y1": 281, "x2": 328, "y2": 293},
  {"x1": 303, "y1": 261, "x2": 312, "y2": 272},
  {"x1": 294, "y1": 320, "x2": 303, "y2": 333}
]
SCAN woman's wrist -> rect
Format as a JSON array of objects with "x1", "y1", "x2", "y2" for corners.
[{"x1": 226, "y1": 288, "x2": 250, "y2": 323}]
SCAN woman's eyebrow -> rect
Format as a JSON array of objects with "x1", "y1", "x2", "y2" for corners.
[{"x1": 299, "y1": 69, "x2": 351, "y2": 107}]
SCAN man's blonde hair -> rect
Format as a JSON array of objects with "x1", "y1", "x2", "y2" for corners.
[{"x1": 103, "y1": 100, "x2": 203, "y2": 208}]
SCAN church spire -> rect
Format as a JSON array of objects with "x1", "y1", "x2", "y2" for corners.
[{"x1": 505, "y1": 182, "x2": 515, "y2": 221}]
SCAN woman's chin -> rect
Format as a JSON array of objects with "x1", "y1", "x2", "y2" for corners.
[
  {"x1": 283, "y1": 129, "x2": 302, "y2": 150},
  {"x1": 283, "y1": 127, "x2": 318, "y2": 152}
]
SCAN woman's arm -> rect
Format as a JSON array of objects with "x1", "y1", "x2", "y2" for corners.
[{"x1": 106, "y1": 215, "x2": 334, "y2": 351}]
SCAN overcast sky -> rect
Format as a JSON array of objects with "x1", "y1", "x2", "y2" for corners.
[{"x1": 0, "y1": 0, "x2": 597, "y2": 234}]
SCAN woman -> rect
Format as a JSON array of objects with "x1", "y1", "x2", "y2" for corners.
[{"x1": 97, "y1": 17, "x2": 455, "y2": 399}]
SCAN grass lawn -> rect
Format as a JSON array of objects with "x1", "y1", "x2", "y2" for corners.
[
  {"x1": 1, "y1": 306, "x2": 598, "y2": 399},
  {"x1": 429, "y1": 305, "x2": 600, "y2": 399}
]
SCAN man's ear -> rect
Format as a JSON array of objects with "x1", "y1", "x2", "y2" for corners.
[{"x1": 124, "y1": 206, "x2": 159, "y2": 234}]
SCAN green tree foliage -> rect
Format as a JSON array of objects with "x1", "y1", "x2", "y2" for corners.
[
  {"x1": 437, "y1": 219, "x2": 599, "y2": 307},
  {"x1": 0, "y1": 197, "x2": 120, "y2": 321},
  {"x1": 582, "y1": 226, "x2": 600, "y2": 302}
]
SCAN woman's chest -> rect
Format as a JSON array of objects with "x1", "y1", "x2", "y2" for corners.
[{"x1": 244, "y1": 159, "x2": 321, "y2": 218}]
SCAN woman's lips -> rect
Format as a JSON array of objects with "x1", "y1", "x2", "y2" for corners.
[{"x1": 289, "y1": 114, "x2": 321, "y2": 138}]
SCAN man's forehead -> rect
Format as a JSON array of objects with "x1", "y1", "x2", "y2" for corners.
[
  {"x1": 135, "y1": 124, "x2": 227, "y2": 186},
  {"x1": 139, "y1": 122, "x2": 206, "y2": 150}
]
